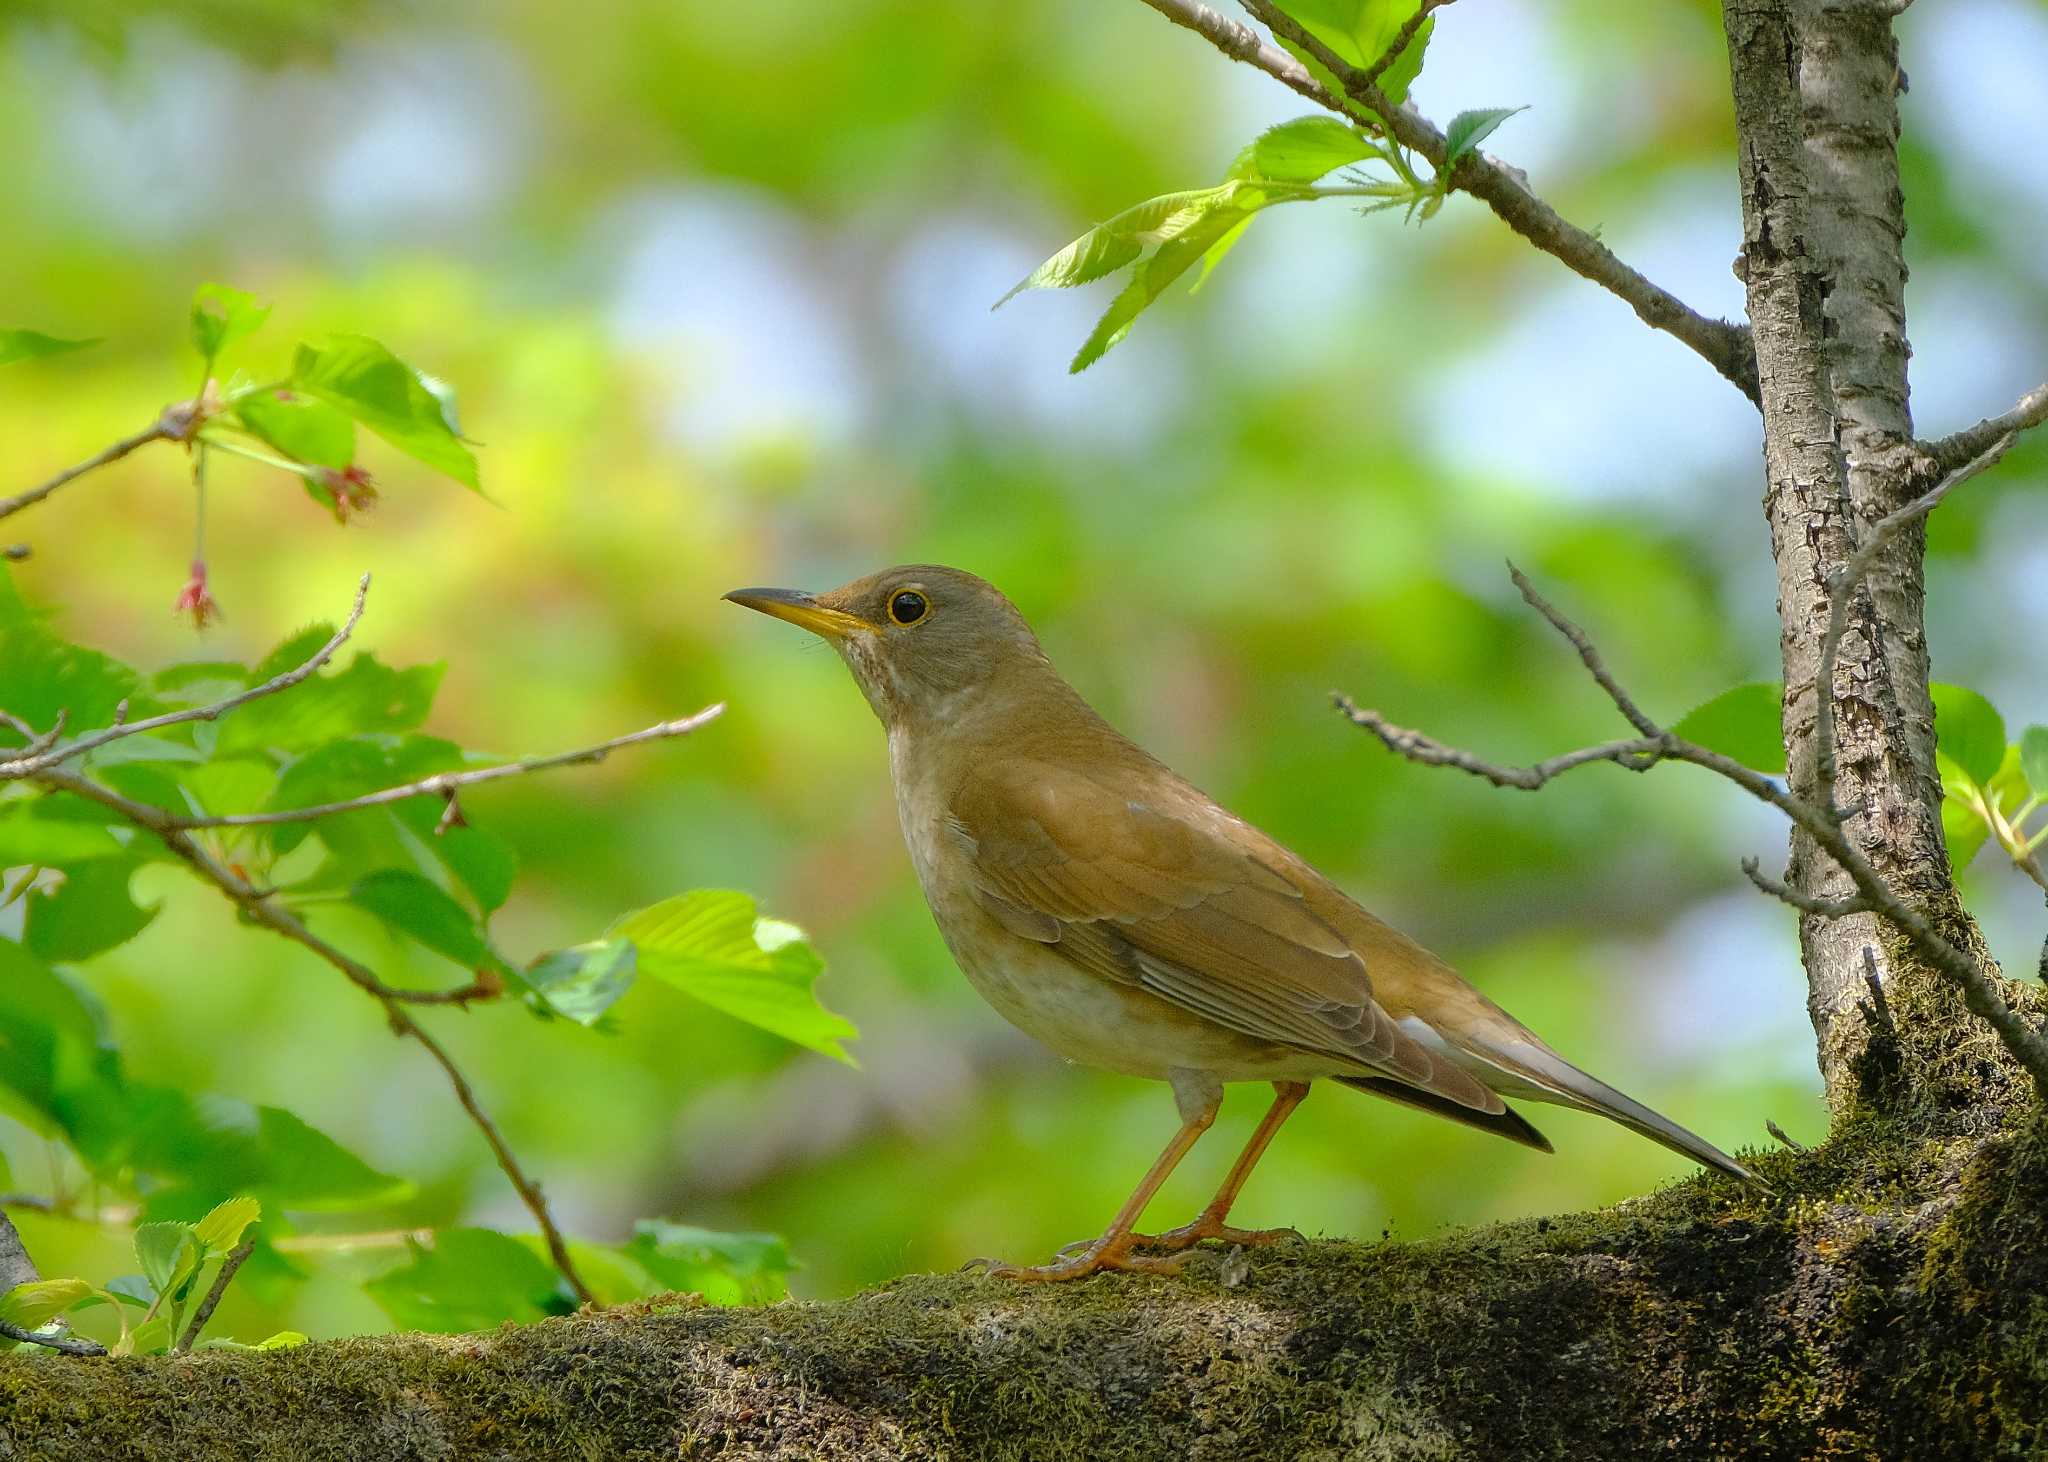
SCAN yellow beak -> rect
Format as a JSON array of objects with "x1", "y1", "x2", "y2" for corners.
[{"x1": 723, "y1": 587, "x2": 870, "y2": 641}]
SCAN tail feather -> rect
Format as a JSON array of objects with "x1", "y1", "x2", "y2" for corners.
[
  {"x1": 1463, "y1": 1036, "x2": 1762, "y2": 1186},
  {"x1": 1335, "y1": 1074, "x2": 1553, "y2": 1153}
]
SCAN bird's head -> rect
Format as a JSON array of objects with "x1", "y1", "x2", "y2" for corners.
[{"x1": 724, "y1": 565, "x2": 1052, "y2": 729}]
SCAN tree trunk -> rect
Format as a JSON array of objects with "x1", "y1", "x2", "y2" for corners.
[
  {"x1": 1724, "y1": 0, "x2": 2027, "y2": 1116},
  {"x1": 2, "y1": 1123, "x2": 2043, "y2": 1460}
]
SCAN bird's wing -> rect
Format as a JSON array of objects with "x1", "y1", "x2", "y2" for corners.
[{"x1": 947, "y1": 757, "x2": 1501, "y2": 1112}]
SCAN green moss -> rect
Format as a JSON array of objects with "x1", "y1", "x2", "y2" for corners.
[{"x1": 0, "y1": 1115, "x2": 2042, "y2": 1460}]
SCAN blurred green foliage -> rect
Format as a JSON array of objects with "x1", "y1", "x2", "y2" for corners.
[{"x1": 0, "y1": 0, "x2": 2043, "y2": 1348}]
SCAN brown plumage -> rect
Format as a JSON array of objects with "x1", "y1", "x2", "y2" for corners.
[{"x1": 727, "y1": 565, "x2": 1757, "y2": 1281}]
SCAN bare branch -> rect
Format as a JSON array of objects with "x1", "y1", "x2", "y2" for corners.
[
  {"x1": 0, "y1": 575, "x2": 373, "y2": 779},
  {"x1": 0, "y1": 1318, "x2": 108, "y2": 1357},
  {"x1": 1130, "y1": 0, "x2": 1341, "y2": 110},
  {"x1": 1817, "y1": 434, "x2": 2017, "y2": 817},
  {"x1": 1920, "y1": 382, "x2": 2048, "y2": 475},
  {"x1": 167, "y1": 705, "x2": 726, "y2": 830},
  {"x1": 176, "y1": 1240, "x2": 254, "y2": 1353},
  {"x1": 0, "y1": 417, "x2": 174, "y2": 523},
  {"x1": 1333, "y1": 695, "x2": 1663, "y2": 787},
  {"x1": 1339, "y1": 568, "x2": 2048, "y2": 1096},
  {"x1": 1218, "y1": 0, "x2": 1761, "y2": 404},
  {"x1": 1740, "y1": 856, "x2": 1875, "y2": 917}
]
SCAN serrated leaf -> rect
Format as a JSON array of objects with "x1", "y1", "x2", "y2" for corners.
[
  {"x1": 250, "y1": 1105, "x2": 412, "y2": 1209},
  {"x1": 291, "y1": 335, "x2": 480, "y2": 490},
  {"x1": 0, "y1": 330, "x2": 99, "y2": 367},
  {"x1": 134, "y1": 1221, "x2": 202, "y2": 1297},
  {"x1": 193, "y1": 1195, "x2": 261, "y2": 1255},
  {"x1": 350, "y1": 868, "x2": 490, "y2": 967},
  {"x1": 1072, "y1": 198, "x2": 1263, "y2": 371},
  {"x1": 190, "y1": 283, "x2": 270, "y2": 369},
  {"x1": 1931, "y1": 683, "x2": 2006, "y2": 787},
  {"x1": 997, "y1": 186, "x2": 1248, "y2": 307},
  {"x1": 1443, "y1": 106, "x2": 1527, "y2": 170},
  {"x1": 364, "y1": 1228, "x2": 565, "y2": 1333},
  {"x1": 236, "y1": 390, "x2": 355, "y2": 471},
  {"x1": 525, "y1": 938, "x2": 637, "y2": 1025},
  {"x1": 1227, "y1": 115, "x2": 1378, "y2": 184},
  {"x1": 103, "y1": 1275, "x2": 156, "y2": 1307},
  {"x1": 0, "y1": 1278, "x2": 94, "y2": 1330},
  {"x1": 611, "y1": 891, "x2": 857, "y2": 1062},
  {"x1": 1671, "y1": 682, "x2": 1785, "y2": 775},
  {"x1": 217, "y1": 652, "x2": 442, "y2": 753},
  {"x1": 2020, "y1": 725, "x2": 2048, "y2": 797}
]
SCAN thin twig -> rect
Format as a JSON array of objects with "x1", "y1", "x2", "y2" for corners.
[
  {"x1": 0, "y1": 575, "x2": 372, "y2": 778},
  {"x1": 1764, "y1": 1119, "x2": 1807, "y2": 1153},
  {"x1": 175, "y1": 1240, "x2": 254, "y2": 1353},
  {"x1": 1131, "y1": 0, "x2": 1341, "y2": 110},
  {"x1": 1815, "y1": 434, "x2": 2016, "y2": 814},
  {"x1": 0, "y1": 418, "x2": 173, "y2": 523},
  {"x1": 1208, "y1": 0, "x2": 1761, "y2": 403},
  {"x1": 0, "y1": 1319, "x2": 108, "y2": 1357},
  {"x1": 1334, "y1": 696, "x2": 1662, "y2": 787},
  {"x1": 1339, "y1": 567, "x2": 2048, "y2": 1097},
  {"x1": 1919, "y1": 382, "x2": 2048, "y2": 475},
  {"x1": 1741, "y1": 856, "x2": 1875, "y2": 917},
  {"x1": 168, "y1": 706, "x2": 725, "y2": 829}
]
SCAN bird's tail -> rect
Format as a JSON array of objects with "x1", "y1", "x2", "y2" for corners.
[{"x1": 1461, "y1": 1033, "x2": 1763, "y2": 1186}]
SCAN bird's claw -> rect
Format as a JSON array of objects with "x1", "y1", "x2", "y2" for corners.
[
  {"x1": 973, "y1": 1233, "x2": 1191, "y2": 1282},
  {"x1": 1127, "y1": 1217, "x2": 1304, "y2": 1254}
]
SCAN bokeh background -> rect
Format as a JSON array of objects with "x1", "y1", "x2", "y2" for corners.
[{"x1": 2, "y1": 0, "x2": 2044, "y2": 1339}]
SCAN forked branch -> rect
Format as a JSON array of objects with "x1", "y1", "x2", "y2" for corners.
[
  {"x1": 1338, "y1": 562, "x2": 2048, "y2": 1096},
  {"x1": 1130, "y1": 0, "x2": 1760, "y2": 402}
]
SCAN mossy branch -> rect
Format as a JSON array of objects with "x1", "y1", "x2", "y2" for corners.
[{"x1": 2, "y1": 1122, "x2": 2042, "y2": 1460}]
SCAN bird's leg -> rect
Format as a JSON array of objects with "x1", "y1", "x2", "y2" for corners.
[
  {"x1": 976, "y1": 1071, "x2": 1221, "y2": 1282},
  {"x1": 1131, "y1": 1080, "x2": 1309, "y2": 1253}
]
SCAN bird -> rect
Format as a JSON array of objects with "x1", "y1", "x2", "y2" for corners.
[{"x1": 725, "y1": 565, "x2": 1757, "y2": 1282}]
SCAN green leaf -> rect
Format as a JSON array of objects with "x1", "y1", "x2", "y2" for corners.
[
  {"x1": 291, "y1": 335, "x2": 480, "y2": 491},
  {"x1": 0, "y1": 803, "x2": 124, "y2": 864},
  {"x1": 364, "y1": 1228, "x2": 566, "y2": 1332},
  {"x1": 134, "y1": 1221, "x2": 202, "y2": 1298},
  {"x1": 25, "y1": 859, "x2": 157, "y2": 962},
  {"x1": 627, "y1": 1220, "x2": 793, "y2": 1305},
  {"x1": 1939, "y1": 751, "x2": 1990, "y2": 872},
  {"x1": 350, "y1": 868, "x2": 490, "y2": 967},
  {"x1": 996, "y1": 186, "x2": 1249, "y2": 307},
  {"x1": 612, "y1": 891, "x2": 857, "y2": 1062},
  {"x1": 0, "y1": 572, "x2": 142, "y2": 749},
  {"x1": 0, "y1": 1278, "x2": 94, "y2": 1329},
  {"x1": 236, "y1": 390, "x2": 355, "y2": 471},
  {"x1": 1671, "y1": 682, "x2": 1786, "y2": 775},
  {"x1": 103, "y1": 1275, "x2": 156, "y2": 1308},
  {"x1": 1227, "y1": 115, "x2": 1377, "y2": 184},
  {"x1": 190, "y1": 283, "x2": 270, "y2": 369},
  {"x1": 249, "y1": 1106, "x2": 412, "y2": 1210},
  {"x1": 1930, "y1": 683, "x2": 2006, "y2": 787},
  {"x1": 217, "y1": 651, "x2": 442, "y2": 753},
  {"x1": 525, "y1": 938, "x2": 637, "y2": 1025},
  {"x1": 193, "y1": 1195, "x2": 261, "y2": 1255},
  {"x1": 1072, "y1": 197, "x2": 1262, "y2": 371},
  {"x1": 2020, "y1": 725, "x2": 2048, "y2": 797},
  {"x1": 198, "y1": 1329, "x2": 308, "y2": 1352},
  {"x1": 0, "y1": 330, "x2": 98, "y2": 367},
  {"x1": 1275, "y1": 0, "x2": 1435, "y2": 106},
  {"x1": 1442, "y1": 106, "x2": 1526, "y2": 171}
]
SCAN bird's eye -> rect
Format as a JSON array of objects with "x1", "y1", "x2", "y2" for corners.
[{"x1": 888, "y1": 590, "x2": 929, "y2": 625}]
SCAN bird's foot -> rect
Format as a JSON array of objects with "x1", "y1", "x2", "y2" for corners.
[
  {"x1": 967, "y1": 1231, "x2": 1189, "y2": 1283},
  {"x1": 1128, "y1": 1211, "x2": 1303, "y2": 1254}
]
